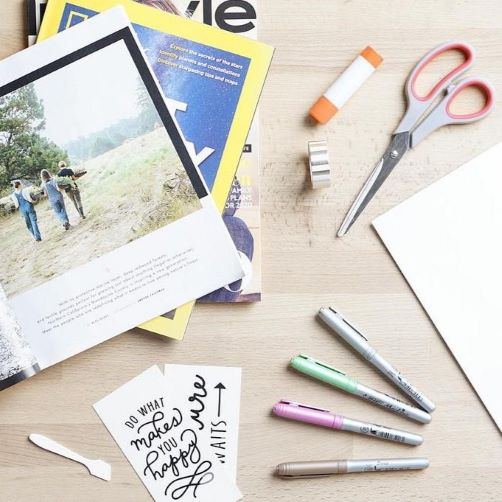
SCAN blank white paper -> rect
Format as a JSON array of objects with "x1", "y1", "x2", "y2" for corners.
[{"x1": 373, "y1": 142, "x2": 502, "y2": 432}]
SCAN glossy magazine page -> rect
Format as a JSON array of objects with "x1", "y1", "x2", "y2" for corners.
[
  {"x1": 0, "y1": 284, "x2": 40, "y2": 391},
  {"x1": 0, "y1": 7, "x2": 243, "y2": 371}
]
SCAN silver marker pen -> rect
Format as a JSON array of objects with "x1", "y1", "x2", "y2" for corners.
[
  {"x1": 275, "y1": 457, "x2": 429, "y2": 477},
  {"x1": 318, "y1": 307, "x2": 435, "y2": 413}
]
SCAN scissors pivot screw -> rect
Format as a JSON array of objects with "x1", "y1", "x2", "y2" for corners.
[{"x1": 390, "y1": 150, "x2": 399, "y2": 159}]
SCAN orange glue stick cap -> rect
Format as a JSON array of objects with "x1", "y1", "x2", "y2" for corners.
[
  {"x1": 309, "y1": 96, "x2": 339, "y2": 125},
  {"x1": 361, "y1": 46, "x2": 383, "y2": 68}
]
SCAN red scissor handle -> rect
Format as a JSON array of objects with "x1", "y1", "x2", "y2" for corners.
[
  {"x1": 446, "y1": 78, "x2": 494, "y2": 120},
  {"x1": 395, "y1": 41, "x2": 477, "y2": 135},
  {"x1": 409, "y1": 41, "x2": 474, "y2": 102},
  {"x1": 410, "y1": 77, "x2": 495, "y2": 148}
]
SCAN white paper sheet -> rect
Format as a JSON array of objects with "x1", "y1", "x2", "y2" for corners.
[
  {"x1": 373, "y1": 143, "x2": 502, "y2": 431},
  {"x1": 164, "y1": 364, "x2": 242, "y2": 481},
  {"x1": 94, "y1": 366, "x2": 241, "y2": 501}
]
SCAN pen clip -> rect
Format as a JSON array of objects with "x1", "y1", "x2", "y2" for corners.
[
  {"x1": 279, "y1": 400, "x2": 332, "y2": 413},
  {"x1": 328, "y1": 307, "x2": 368, "y2": 341},
  {"x1": 298, "y1": 355, "x2": 347, "y2": 376}
]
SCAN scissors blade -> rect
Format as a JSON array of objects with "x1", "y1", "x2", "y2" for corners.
[{"x1": 337, "y1": 131, "x2": 411, "y2": 237}]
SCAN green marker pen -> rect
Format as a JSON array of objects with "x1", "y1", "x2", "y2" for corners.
[{"x1": 290, "y1": 355, "x2": 431, "y2": 424}]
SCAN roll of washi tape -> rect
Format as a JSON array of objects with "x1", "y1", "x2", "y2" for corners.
[
  {"x1": 308, "y1": 140, "x2": 331, "y2": 189},
  {"x1": 310, "y1": 46, "x2": 383, "y2": 124}
]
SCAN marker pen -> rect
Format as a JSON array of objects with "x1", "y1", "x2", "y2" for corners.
[
  {"x1": 318, "y1": 307, "x2": 435, "y2": 413},
  {"x1": 272, "y1": 400, "x2": 423, "y2": 446},
  {"x1": 275, "y1": 457, "x2": 429, "y2": 477},
  {"x1": 310, "y1": 46, "x2": 383, "y2": 124},
  {"x1": 290, "y1": 355, "x2": 431, "y2": 424}
]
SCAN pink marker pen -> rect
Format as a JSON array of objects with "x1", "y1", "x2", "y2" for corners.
[{"x1": 272, "y1": 400, "x2": 423, "y2": 446}]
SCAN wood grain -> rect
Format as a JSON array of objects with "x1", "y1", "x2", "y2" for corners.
[{"x1": 1, "y1": 0, "x2": 501, "y2": 500}]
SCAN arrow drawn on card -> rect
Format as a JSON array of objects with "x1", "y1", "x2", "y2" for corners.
[{"x1": 215, "y1": 383, "x2": 226, "y2": 417}]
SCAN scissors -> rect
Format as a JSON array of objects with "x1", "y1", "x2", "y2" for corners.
[{"x1": 337, "y1": 41, "x2": 495, "y2": 237}]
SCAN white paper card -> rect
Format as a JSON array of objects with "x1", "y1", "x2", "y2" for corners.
[
  {"x1": 94, "y1": 366, "x2": 241, "y2": 501},
  {"x1": 373, "y1": 142, "x2": 502, "y2": 431},
  {"x1": 164, "y1": 364, "x2": 242, "y2": 481}
]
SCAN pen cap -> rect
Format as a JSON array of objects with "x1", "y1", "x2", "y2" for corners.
[
  {"x1": 290, "y1": 355, "x2": 357, "y2": 393},
  {"x1": 276, "y1": 460, "x2": 346, "y2": 477},
  {"x1": 318, "y1": 307, "x2": 373, "y2": 356},
  {"x1": 272, "y1": 401, "x2": 341, "y2": 429}
]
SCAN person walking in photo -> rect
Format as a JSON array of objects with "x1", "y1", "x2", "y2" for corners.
[
  {"x1": 57, "y1": 161, "x2": 86, "y2": 219},
  {"x1": 10, "y1": 180, "x2": 42, "y2": 242},
  {"x1": 40, "y1": 169, "x2": 70, "y2": 230}
]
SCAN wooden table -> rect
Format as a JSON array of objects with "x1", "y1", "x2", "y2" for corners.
[{"x1": 1, "y1": 1, "x2": 501, "y2": 500}]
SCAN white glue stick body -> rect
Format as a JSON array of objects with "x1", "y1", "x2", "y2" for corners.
[{"x1": 310, "y1": 46, "x2": 383, "y2": 124}]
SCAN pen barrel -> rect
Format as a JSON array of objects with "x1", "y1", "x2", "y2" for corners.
[
  {"x1": 354, "y1": 383, "x2": 431, "y2": 424},
  {"x1": 341, "y1": 417, "x2": 423, "y2": 446},
  {"x1": 276, "y1": 460, "x2": 346, "y2": 477},
  {"x1": 370, "y1": 353, "x2": 436, "y2": 413},
  {"x1": 346, "y1": 458, "x2": 429, "y2": 473},
  {"x1": 290, "y1": 356, "x2": 358, "y2": 393}
]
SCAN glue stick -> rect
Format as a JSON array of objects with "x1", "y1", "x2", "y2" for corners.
[{"x1": 310, "y1": 46, "x2": 383, "y2": 124}]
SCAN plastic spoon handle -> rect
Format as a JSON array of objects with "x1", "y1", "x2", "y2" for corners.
[{"x1": 29, "y1": 434, "x2": 88, "y2": 466}]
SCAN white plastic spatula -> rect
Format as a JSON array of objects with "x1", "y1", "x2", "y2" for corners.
[{"x1": 29, "y1": 433, "x2": 112, "y2": 481}]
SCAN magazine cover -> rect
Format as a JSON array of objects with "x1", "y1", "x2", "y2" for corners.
[
  {"x1": 38, "y1": 0, "x2": 272, "y2": 337},
  {"x1": 0, "y1": 6, "x2": 243, "y2": 386},
  {"x1": 171, "y1": 0, "x2": 262, "y2": 303}
]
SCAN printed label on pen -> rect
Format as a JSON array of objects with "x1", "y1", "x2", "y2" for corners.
[
  {"x1": 375, "y1": 430, "x2": 405, "y2": 442},
  {"x1": 360, "y1": 425, "x2": 405, "y2": 442},
  {"x1": 390, "y1": 370, "x2": 424, "y2": 403},
  {"x1": 361, "y1": 391, "x2": 409, "y2": 415},
  {"x1": 361, "y1": 462, "x2": 387, "y2": 471},
  {"x1": 361, "y1": 463, "x2": 412, "y2": 472}
]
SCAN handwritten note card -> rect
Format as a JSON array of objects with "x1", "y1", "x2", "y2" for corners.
[
  {"x1": 164, "y1": 364, "x2": 242, "y2": 481},
  {"x1": 94, "y1": 366, "x2": 241, "y2": 501}
]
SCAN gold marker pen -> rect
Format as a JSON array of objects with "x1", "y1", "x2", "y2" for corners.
[{"x1": 276, "y1": 458, "x2": 429, "y2": 478}]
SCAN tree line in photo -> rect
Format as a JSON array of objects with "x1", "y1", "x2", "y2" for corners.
[
  {"x1": 0, "y1": 84, "x2": 69, "y2": 195},
  {"x1": 0, "y1": 81, "x2": 159, "y2": 196}
]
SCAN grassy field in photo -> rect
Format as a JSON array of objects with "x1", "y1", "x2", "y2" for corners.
[{"x1": 0, "y1": 127, "x2": 201, "y2": 298}]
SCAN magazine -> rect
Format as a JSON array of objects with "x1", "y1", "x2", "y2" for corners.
[
  {"x1": 38, "y1": 0, "x2": 273, "y2": 337},
  {"x1": 27, "y1": 0, "x2": 48, "y2": 46},
  {"x1": 0, "y1": 7, "x2": 243, "y2": 390}
]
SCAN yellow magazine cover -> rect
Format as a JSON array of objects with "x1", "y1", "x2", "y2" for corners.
[{"x1": 38, "y1": 0, "x2": 273, "y2": 339}]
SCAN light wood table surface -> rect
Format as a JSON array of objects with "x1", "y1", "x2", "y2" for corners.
[{"x1": 1, "y1": 1, "x2": 501, "y2": 500}]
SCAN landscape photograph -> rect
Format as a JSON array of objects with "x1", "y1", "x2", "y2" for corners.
[{"x1": 0, "y1": 41, "x2": 201, "y2": 298}]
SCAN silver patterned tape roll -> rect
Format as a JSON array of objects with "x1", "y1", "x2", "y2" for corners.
[{"x1": 308, "y1": 140, "x2": 331, "y2": 189}]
